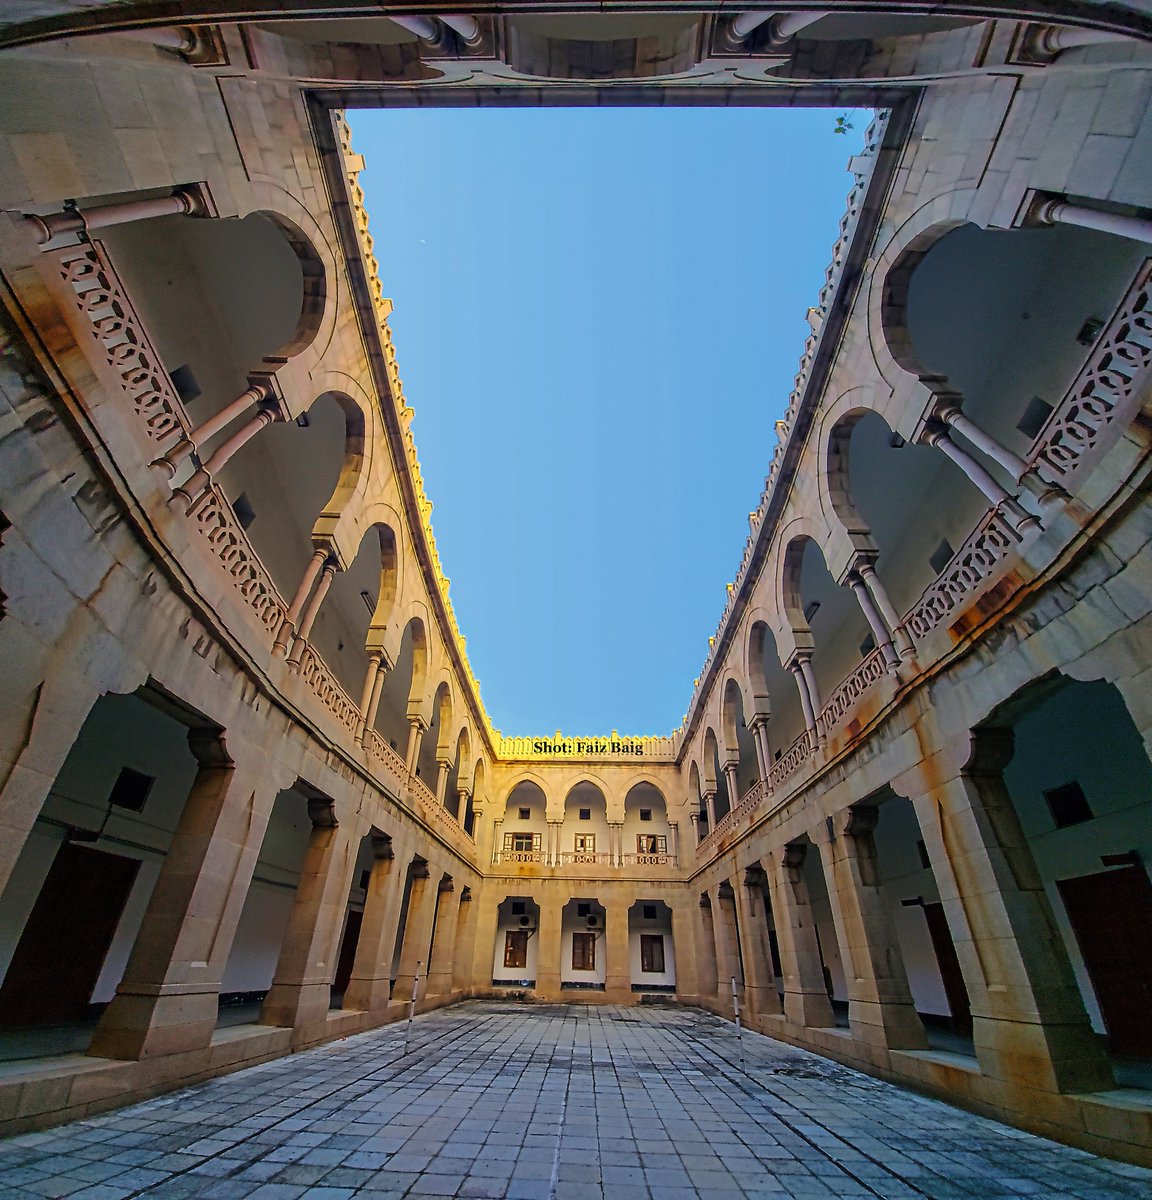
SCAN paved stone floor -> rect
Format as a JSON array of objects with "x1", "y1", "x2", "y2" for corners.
[{"x1": 0, "y1": 1001, "x2": 1150, "y2": 1200}]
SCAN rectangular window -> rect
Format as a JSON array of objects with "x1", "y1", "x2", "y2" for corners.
[
  {"x1": 577, "y1": 902, "x2": 590, "y2": 918},
  {"x1": 504, "y1": 930, "x2": 528, "y2": 969},
  {"x1": 505, "y1": 832, "x2": 542, "y2": 853},
  {"x1": 639, "y1": 808, "x2": 652, "y2": 821},
  {"x1": 108, "y1": 766, "x2": 155, "y2": 813},
  {"x1": 511, "y1": 900, "x2": 526, "y2": 916},
  {"x1": 636, "y1": 834, "x2": 667, "y2": 855},
  {"x1": 578, "y1": 808, "x2": 591, "y2": 820},
  {"x1": 518, "y1": 807, "x2": 531, "y2": 820},
  {"x1": 572, "y1": 931, "x2": 596, "y2": 971},
  {"x1": 1044, "y1": 781, "x2": 1093, "y2": 829},
  {"x1": 643, "y1": 904, "x2": 658, "y2": 921},
  {"x1": 640, "y1": 934, "x2": 665, "y2": 974},
  {"x1": 573, "y1": 834, "x2": 595, "y2": 853}
]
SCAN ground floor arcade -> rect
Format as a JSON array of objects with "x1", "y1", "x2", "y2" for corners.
[{"x1": 0, "y1": 1002, "x2": 1149, "y2": 1200}]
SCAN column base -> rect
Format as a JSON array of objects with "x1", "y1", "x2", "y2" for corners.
[
  {"x1": 341, "y1": 974, "x2": 392, "y2": 1014},
  {"x1": 88, "y1": 989, "x2": 219, "y2": 1061},
  {"x1": 259, "y1": 980, "x2": 332, "y2": 1030},
  {"x1": 744, "y1": 983, "x2": 784, "y2": 1021},
  {"x1": 783, "y1": 986, "x2": 836, "y2": 1029},
  {"x1": 973, "y1": 1014, "x2": 1115, "y2": 1094},
  {"x1": 847, "y1": 998, "x2": 928, "y2": 1051}
]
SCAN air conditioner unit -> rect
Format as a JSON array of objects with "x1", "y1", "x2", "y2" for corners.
[
  {"x1": 587, "y1": 915, "x2": 599, "y2": 928},
  {"x1": 519, "y1": 915, "x2": 531, "y2": 928}
]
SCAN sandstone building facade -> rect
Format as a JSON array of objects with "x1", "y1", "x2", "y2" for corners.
[{"x1": 1, "y1": 0, "x2": 1151, "y2": 1170}]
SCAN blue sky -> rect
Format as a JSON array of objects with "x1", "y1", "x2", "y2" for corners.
[{"x1": 351, "y1": 105, "x2": 868, "y2": 736}]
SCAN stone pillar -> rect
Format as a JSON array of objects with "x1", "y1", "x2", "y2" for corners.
[
  {"x1": 764, "y1": 845, "x2": 836, "y2": 1029},
  {"x1": 425, "y1": 877, "x2": 460, "y2": 998},
  {"x1": 547, "y1": 820, "x2": 563, "y2": 866},
  {"x1": 274, "y1": 548, "x2": 327, "y2": 655},
  {"x1": 471, "y1": 895, "x2": 501, "y2": 992},
  {"x1": 492, "y1": 817, "x2": 504, "y2": 864},
  {"x1": 171, "y1": 404, "x2": 282, "y2": 511},
  {"x1": 812, "y1": 809, "x2": 927, "y2": 1051},
  {"x1": 722, "y1": 761, "x2": 741, "y2": 811},
  {"x1": 714, "y1": 882, "x2": 743, "y2": 1006},
  {"x1": 668, "y1": 895, "x2": 700, "y2": 1001},
  {"x1": 23, "y1": 187, "x2": 206, "y2": 245},
  {"x1": 668, "y1": 821, "x2": 680, "y2": 866},
  {"x1": 259, "y1": 799, "x2": 360, "y2": 1033},
  {"x1": 857, "y1": 561, "x2": 916, "y2": 661},
  {"x1": 608, "y1": 821, "x2": 624, "y2": 866},
  {"x1": 357, "y1": 652, "x2": 385, "y2": 742},
  {"x1": 1030, "y1": 194, "x2": 1152, "y2": 242},
  {"x1": 698, "y1": 894, "x2": 720, "y2": 997},
  {"x1": 689, "y1": 810, "x2": 701, "y2": 846},
  {"x1": 535, "y1": 900, "x2": 562, "y2": 999},
  {"x1": 923, "y1": 428, "x2": 1037, "y2": 531},
  {"x1": 155, "y1": 383, "x2": 267, "y2": 478},
  {"x1": 848, "y1": 573, "x2": 900, "y2": 669},
  {"x1": 736, "y1": 866, "x2": 783, "y2": 1021},
  {"x1": 285, "y1": 559, "x2": 338, "y2": 667},
  {"x1": 88, "y1": 733, "x2": 276, "y2": 1060},
  {"x1": 748, "y1": 716, "x2": 770, "y2": 782},
  {"x1": 0, "y1": 679, "x2": 101, "y2": 900},
  {"x1": 603, "y1": 899, "x2": 632, "y2": 1001},
  {"x1": 456, "y1": 787, "x2": 471, "y2": 826},
  {"x1": 789, "y1": 655, "x2": 819, "y2": 743},
  {"x1": 702, "y1": 789, "x2": 718, "y2": 830},
  {"x1": 434, "y1": 758, "x2": 451, "y2": 806},
  {"x1": 1029, "y1": 25, "x2": 1135, "y2": 57},
  {"x1": 910, "y1": 732, "x2": 1113, "y2": 1093},
  {"x1": 450, "y1": 887, "x2": 476, "y2": 991},
  {"x1": 392, "y1": 861, "x2": 437, "y2": 1004},
  {"x1": 342, "y1": 834, "x2": 405, "y2": 1014},
  {"x1": 405, "y1": 718, "x2": 425, "y2": 776}
]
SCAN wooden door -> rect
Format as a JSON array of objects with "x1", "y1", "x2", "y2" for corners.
[
  {"x1": 923, "y1": 901, "x2": 972, "y2": 1036},
  {"x1": 1057, "y1": 865, "x2": 1152, "y2": 1058},
  {"x1": 0, "y1": 843, "x2": 140, "y2": 1026}
]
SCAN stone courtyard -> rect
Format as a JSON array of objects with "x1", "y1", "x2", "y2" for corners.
[{"x1": 0, "y1": 1003, "x2": 1149, "y2": 1200}]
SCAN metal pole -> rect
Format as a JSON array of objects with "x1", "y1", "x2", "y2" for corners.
[
  {"x1": 731, "y1": 976, "x2": 745, "y2": 1072},
  {"x1": 403, "y1": 959, "x2": 422, "y2": 1056}
]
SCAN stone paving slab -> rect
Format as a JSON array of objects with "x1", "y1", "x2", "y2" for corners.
[{"x1": 0, "y1": 1002, "x2": 1150, "y2": 1200}]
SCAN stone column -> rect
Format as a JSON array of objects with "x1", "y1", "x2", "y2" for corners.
[
  {"x1": 392, "y1": 862, "x2": 437, "y2": 1004},
  {"x1": 285, "y1": 559, "x2": 338, "y2": 667},
  {"x1": 848, "y1": 573, "x2": 900, "y2": 669},
  {"x1": 171, "y1": 404, "x2": 282, "y2": 511},
  {"x1": 764, "y1": 845, "x2": 836, "y2": 1029},
  {"x1": 535, "y1": 900, "x2": 563, "y2": 1000},
  {"x1": 0, "y1": 678, "x2": 101, "y2": 900},
  {"x1": 434, "y1": 758, "x2": 451, "y2": 806},
  {"x1": 405, "y1": 718, "x2": 425, "y2": 775},
  {"x1": 259, "y1": 799, "x2": 360, "y2": 1033},
  {"x1": 688, "y1": 810, "x2": 701, "y2": 846},
  {"x1": 23, "y1": 187, "x2": 206, "y2": 245},
  {"x1": 357, "y1": 652, "x2": 385, "y2": 742},
  {"x1": 155, "y1": 383, "x2": 267, "y2": 478},
  {"x1": 471, "y1": 895, "x2": 501, "y2": 992},
  {"x1": 274, "y1": 548, "x2": 328, "y2": 655},
  {"x1": 608, "y1": 821, "x2": 624, "y2": 866},
  {"x1": 748, "y1": 716, "x2": 769, "y2": 782},
  {"x1": 923, "y1": 427, "x2": 1037, "y2": 531},
  {"x1": 492, "y1": 817, "x2": 504, "y2": 864},
  {"x1": 697, "y1": 894, "x2": 720, "y2": 998},
  {"x1": 426, "y1": 877, "x2": 460, "y2": 998},
  {"x1": 456, "y1": 787, "x2": 471, "y2": 826},
  {"x1": 910, "y1": 732, "x2": 1113, "y2": 1093},
  {"x1": 668, "y1": 821, "x2": 680, "y2": 867},
  {"x1": 547, "y1": 820, "x2": 563, "y2": 866},
  {"x1": 450, "y1": 887, "x2": 476, "y2": 991},
  {"x1": 701, "y1": 789, "x2": 718, "y2": 830},
  {"x1": 88, "y1": 733, "x2": 277, "y2": 1060},
  {"x1": 722, "y1": 761, "x2": 741, "y2": 811},
  {"x1": 812, "y1": 809, "x2": 927, "y2": 1051},
  {"x1": 736, "y1": 866, "x2": 783, "y2": 1021},
  {"x1": 603, "y1": 899, "x2": 632, "y2": 1001},
  {"x1": 713, "y1": 882, "x2": 743, "y2": 1003},
  {"x1": 1030, "y1": 194, "x2": 1152, "y2": 242},
  {"x1": 342, "y1": 834, "x2": 405, "y2": 1014},
  {"x1": 668, "y1": 894, "x2": 701, "y2": 1001},
  {"x1": 857, "y1": 561, "x2": 916, "y2": 661},
  {"x1": 789, "y1": 656, "x2": 819, "y2": 743}
]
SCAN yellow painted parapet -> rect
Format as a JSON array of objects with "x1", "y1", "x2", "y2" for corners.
[{"x1": 497, "y1": 732, "x2": 677, "y2": 762}]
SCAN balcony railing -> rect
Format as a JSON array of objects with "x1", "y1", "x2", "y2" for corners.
[
  {"x1": 619, "y1": 853, "x2": 677, "y2": 868},
  {"x1": 556, "y1": 851, "x2": 613, "y2": 866},
  {"x1": 495, "y1": 849, "x2": 544, "y2": 864}
]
